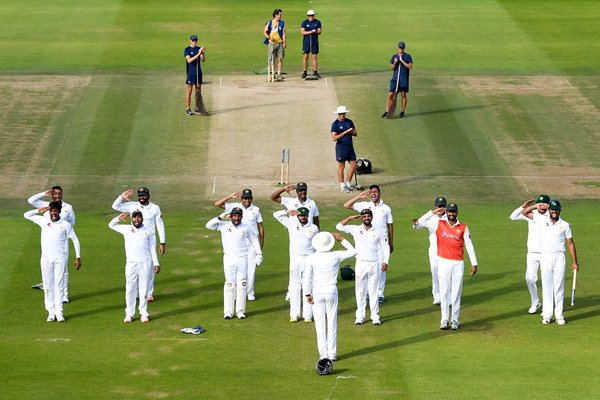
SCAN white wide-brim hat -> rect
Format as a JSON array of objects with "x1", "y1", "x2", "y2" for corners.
[
  {"x1": 334, "y1": 105, "x2": 350, "y2": 114},
  {"x1": 307, "y1": 9, "x2": 315, "y2": 16},
  {"x1": 312, "y1": 232, "x2": 335, "y2": 252}
]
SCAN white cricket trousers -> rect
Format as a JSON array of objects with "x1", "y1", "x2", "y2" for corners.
[
  {"x1": 377, "y1": 245, "x2": 388, "y2": 298},
  {"x1": 526, "y1": 251, "x2": 542, "y2": 306},
  {"x1": 62, "y1": 241, "x2": 70, "y2": 302},
  {"x1": 289, "y1": 253, "x2": 313, "y2": 320},
  {"x1": 125, "y1": 260, "x2": 151, "y2": 318},
  {"x1": 246, "y1": 245, "x2": 258, "y2": 297},
  {"x1": 429, "y1": 247, "x2": 440, "y2": 300},
  {"x1": 223, "y1": 255, "x2": 248, "y2": 316},
  {"x1": 540, "y1": 252, "x2": 565, "y2": 321},
  {"x1": 146, "y1": 234, "x2": 157, "y2": 297},
  {"x1": 41, "y1": 256, "x2": 66, "y2": 317},
  {"x1": 313, "y1": 289, "x2": 338, "y2": 360},
  {"x1": 355, "y1": 259, "x2": 380, "y2": 322},
  {"x1": 438, "y1": 257, "x2": 464, "y2": 323}
]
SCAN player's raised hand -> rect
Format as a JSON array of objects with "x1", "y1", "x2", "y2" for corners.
[
  {"x1": 230, "y1": 192, "x2": 241, "y2": 199},
  {"x1": 288, "y1": 209, "x2": 300, "y2": 216},
  {"x1": 121, "y1": 189, "x2": 135, "y2": 201},
  {"x1": 332, "y1": 232, "x2": 345, "y2": 242},
  {"x1": 118, "y1": 212, "x2": 130, "y2": 221},
  {"x1": 359, "y1": 189, "x2": 370, "y2": 199},
  {"x1": 285, "y1": 184, "x2": 296, "y2": 193},
  {"x1": 38, "y1": 206, "x2": 49, "y2": 214},
  {"x1": 45, "y1": 189, "x2": 53, "y2": 197}
]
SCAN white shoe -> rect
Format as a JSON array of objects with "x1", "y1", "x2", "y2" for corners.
[
  {"x1": 290, "y1": 316, "x2": 299, "y2": 323},
  {"x1": 247, "y1": 293, "x2": 256, "y2": 301},
  {"x1": 340, "y1": 186, "x2": 351, "y2": 193},
  {"x1": 542, "y1": 318, "x2": 551, "y2": 325},
  {"x1": 354, "y1": 318, "x2": 364, "y2": 325},
  {"x1": 47, "y1": 314, "x2": 56, "y2": 322},
  {"x1": 237, "y1": 312, "x2": 246, "y2": 319},
  {"x1": 528, "y1": 302, "x2": 541, "y2": 314},
  {"x1": 304, "y1": 318, "x2": 312, "y2": 323},
  {"x1": 450, "y1": 320, "x2": 460, "y2": 330},
  {"x1": 372, "y1": 320, "x2": 382, "y2": 326},
  {"x1": 56, "y1": 314, "x2": 65, "y2": 322},
  {"x1": 433, "y1": 296, "x2": 441, "y2": 305},
  {"x1": 124, "y1": 315, "x2": 133, "y2": 323},
  {"x1": 140, "y1": 315, "x2": 149, "y2": 323},
  {"x1": 284, "y1": 291, "x2": 290, "y2": 301},
  {"x1": 556, "y1": 319, "x2": 566, "y2": 326},
  {"x1": 440, "y1": 320, "x2": 449, "y2": 330}
]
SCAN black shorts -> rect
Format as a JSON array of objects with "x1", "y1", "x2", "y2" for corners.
[{"x1": 336, "y1": 144, "x2": 356, "y2": 162}]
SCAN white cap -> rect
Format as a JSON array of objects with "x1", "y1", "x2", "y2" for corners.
[
  {"x1": 334, "y1": 105, "x2": 350, "y2": 114},
  {"x1": 312, "y1": 232, "x2": 335, "y2": 252},
  {"x1": 307, "y1": 9, "x2": 315, "y2": 16}
]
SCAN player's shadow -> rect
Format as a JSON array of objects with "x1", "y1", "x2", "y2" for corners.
[{"x1": 408, "y1": 104, "x2": 489, "y2": 117}]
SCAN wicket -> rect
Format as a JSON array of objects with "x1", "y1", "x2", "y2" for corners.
[{"x1": 279, "y1": 148, "x2": 290, "y2": 185}]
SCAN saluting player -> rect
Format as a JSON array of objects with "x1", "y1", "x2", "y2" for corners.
[
  {"x1": 113, "y1": 187, "x2": 165, "y2": 302},
  {"x1": 109, "y1": 211, "x2": 160, "y2": 323},
  {"x1": 522, "y1": 200, "x2": 579, "y2": 325},
  {"x1": 272, "y1": 182, "x2": 320, "y2": 229},
  {"x1": 509, "y1": 194, "x2": 550, "y2": 314},
  {"x1": 303, "y1": 232, "x2": 356, "y2": 361},
  {"x1": 28, "y1": 186, "x2": 75, "y2": 300},
  {"x1": 215, "y1": 189, "x2": 264, "y2": 301},
  {"x1": 344, "y1": 185, "x2": 393, "y2": 303},
  {"x1": 273, "y1": 207, "x2": 319, "y2": 322},
  {"x1": 417, "y1": 203, "x2": 478, "y2": 330},
  {"x1": 412, "y1": 196, "x2": 447, "y2": 305},
  {"x1": 336, "y1": 209, "x2": 390, "y2": 326},
  {"x1": 206, "y1": 207, "x2": 263, "y2": 319},
  {"x1": 24, "y1": 202, "x2": 81, "y2": 322}
]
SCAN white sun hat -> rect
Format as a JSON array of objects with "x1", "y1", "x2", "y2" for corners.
[
  {"x1": 312, "y1": 232, "x2": 335, "y2": 252},
  {"x1": 334, "y1": 105, "x2": 350, "y2": 114},
  {"x1": 307, "y1": 9, "x2": 315, "y2": 16}
]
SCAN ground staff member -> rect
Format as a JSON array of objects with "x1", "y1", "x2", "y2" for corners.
[
  {"x1": 522, "y1": 200, "x2": 579, "y2": 325},
  {"x1": 412, "y1": 196, "x2": 447, "y2": 305},
  {"x1": 331, "y1": 105, "x2": 357, "y2": 193},
  {"x1": 336, "y1": 209, "x2": 390, "y2": 325},
  {"x1": 304, "y1": 232, "x2": 356, "y2": 361},
  {"x1": 215, "y1": 189, "x2": 264, "y2": 301},
  {"x1": 344, "y1": 185, "x2": 394, "y2": 303},
  {"x1": 113, "y1": 187, "x2": 165, "y2": 302},
  {"x1": 28, "y1": 186, "x2": 76, "y2": 300},
  {"x1": 24, "y1": 202, "x2": 81, "y2": 322},
  {"x1": 109, "y1": 211, "x2": 159, "y2": 324},
  {"x1": 382, "y1": 41, "x2": 413, "y2": 119},
  {"x1": 206, "y1": 207, "x2": 263, "y2": 319},
  {"x1": 273, "y1": 207, "x2": 319, "y2": 322},
  {"x1": 417, "y1": 203, "x2": 478, "y2": 330},
  {"x1": 509, "y1": 194, "x2": 551, "y2": 314},
  {"x1": 184, "y1": 34, "x2": 207, "y2": 116},
  {"x1": 264, "y1": 8, "x2": 286, "y2": 81},
  {"x1": 300, "y1": 9, "x2": 322, "y2": 79}
]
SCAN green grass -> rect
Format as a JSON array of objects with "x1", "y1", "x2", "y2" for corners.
[{"x1": 1, "y1": 1, "x2": 600, "y2": 399}]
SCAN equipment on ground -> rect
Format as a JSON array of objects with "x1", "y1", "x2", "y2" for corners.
[
  {"x1": 315, "y1": 358, "x2": 334, "y2": 375},
  {"x1": 356, "y1": 158, "x2": 372, "y2": 175},
  {"x1": 387, "y1": 58, "x2": 401, "y2": 119},
  {"x1": 267, "y1": 53, "x2": 274, "y2": 83},
  {"x1": 279, "y1": 148, "x2": 290, "y2": 185},
  {"x1": 340, "y1": 265, "x2": 355, "y2": 280},
  {"x1": 571, "y1": 269, "x2": 577, "y2": 306}
]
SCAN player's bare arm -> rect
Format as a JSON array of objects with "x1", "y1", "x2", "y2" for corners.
[
  {"x1": 567, "y1": 238, "x2": 579, "y2": 272},
  {"x1": 270, "y1": 185, "x2": 295, "y2": 203},
  {"x1": 388, "y1": 223, "x2": 394, "y2": 253},
  {"x1": 121, "y1": 189, "x2": 134, "y2": 201},
  {"x1": 215, "y1": 191, "x2": 241, "y2": 208},
  {"x1": 343, "y1": 189, "x2": 370, "y2": 210},
  {"x1": 118, "y1": 212, "x2": 130, "y2": 221},
  {"x1": 38, "y1": 206, "x2": 49, "y2": 214}
]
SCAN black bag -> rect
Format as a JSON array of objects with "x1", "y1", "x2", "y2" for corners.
[{"x1": 356, "y1": 158, "x2": 372, "y2": 175}]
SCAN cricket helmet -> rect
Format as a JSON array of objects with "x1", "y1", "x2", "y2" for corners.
[
  {"x1": 315, "y1": 358, "x2": 334, "y2": 375},
  {"x1": 340, "y1": 265, "x2": 355, "y2": 281}
]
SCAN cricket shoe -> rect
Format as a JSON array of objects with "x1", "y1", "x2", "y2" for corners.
[
  {"x1": 381, "y1": 111, "x2": 388, "y2": 118},
  {"x1": 340, "y1": 186, "x2": 351, "y2": 193},
  {"x1": 63, "y1": 298, "x2": 69, "y2": 304},
  {"x1": 237, "y1": 312, "x2": 246, "y2": 320},
  {"x1": 195, "y1": 108, "x2": 209, "y2": 116},
  {"x1": 400, "y1": 111, "x2": 405, "y2": 118},
  {"x1": 47, "y1": 314, "x2": 56, "y2": 322},
  {"x1": 147, "y1": 296, "x2": 155, "y2": 302},
  {"x1": 433, "y1": 296, "x2": 441, "y2": 305},
  {"x1": 450, "y1": 320, "x2": 460, "y2": 330},
  {"x1": 123, "y1": 315, "x2": 133, "y2": 324},
  {"x1": 528, "y1": 302, "x2": 541, "y2": 314},
  {"x1": 290, "y1": 316, "x2": 299, "y2": 323},
  {"x1": 224, "y1": 314, "x2": 233, "y2": 320},
  {"x1": 284, "y1": 291, "x2": 290, "y2": 301},
  {"x1": 313, "y1": 72, "x2": 321, "y2": 79},
  {"x1": 378, "y1": 296, "x2": 385, "y2": 304},
  {"x1": 304, "y1": 318, "x2": 313, "y2": 323},
  {"x1": 440, "y1": 320, "x2": 449, "y2": 330},
  {"x1": 372, "y1": 319, "x2": 382, "y2": 326},
  {"x1": 185, "y1": 108, "x2": 194, "y2": 116},
  {"x1": 56, "y1": 314, "x2": 65, "y2": 322},
  {"x1": 354, "y1": 318, "x2": 364, "y2": 326},
  {"x1": 541, "y1": 318, "x2": 551, "y2": 325},
  {"x1": 247, "y1": 293, "x2": 256, "y2": 301},
  {"x1": 301, "y1": 71, "x2": 308, "y2": 78},
  {"x1": 556, "y1": 319, "x2": 566, "y2": 326},
  {"x1": 140, "y1": 315, "x2": 149, "y2": 323}
]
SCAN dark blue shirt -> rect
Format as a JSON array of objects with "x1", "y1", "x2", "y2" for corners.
[
  {"x1": 390, "y1": 52, "x2": 412, "y2": 85},
  {"x1": 301, "y1": 19, "x2": 321, "y2": 46},
  {"x1": 184, "y1": 46, "x2": 202, "y2": 75},
  {"x1": 331, "y1": 118, "x2": 355, "y2": 146}
]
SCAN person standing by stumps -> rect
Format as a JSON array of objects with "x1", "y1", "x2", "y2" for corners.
[
  {"x1": 382, "y1": 41, "x2": 413, "y2": 119},
  {"x1": 331, "y1": 105, "x2": 358, "y2": 193},
  {"x1": 184, "y1": 34, "x2": 207, "y2": 116},
  {"x1": 264, "y1": 9, "x2": 286, "y2": 81},
  {"x1": 300, "y1": 9, "x2": 322, "y2": 79}
]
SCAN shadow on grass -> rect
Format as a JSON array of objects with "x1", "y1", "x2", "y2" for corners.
[{"x1": 409, "y1": 104, "x2": 490, "y2": 118}]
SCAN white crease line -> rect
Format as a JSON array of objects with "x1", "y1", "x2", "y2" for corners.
[
  {"x1": 212, "y1": 176, "x2": 216, "y2": 193},
  {"x1": 325, "y1": 78, "x2": 329, "y2": 88},
  {"x1": 36, "y1": 338, "x2": 71, "y2": 342},
  {"x1": 519, "y1": 177, "x2": 530, "y2": 193},
  {"x1": 155, "y1": 338, "x2": 208, "y2": 341}
]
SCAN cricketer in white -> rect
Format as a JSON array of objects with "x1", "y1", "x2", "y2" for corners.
[
  {"x1": 112, "y1": 188, "x2": 166, "y2": 302},
  {"x1": 206, "y1": 208, "x2": 263, "y2": 319},
  {"x1": 109, "y1": 211, "x2": 160, "y2": 323},
  {"x1": 303, "y1": 232, "x2": 356, "y2": 361},
  {"x1": 28, "y1": 187, "x2": 76, "y2": 301},
  {"x1": 336, "y1": 209, "x2": 390, "y2": 326},
  {"x1": 24, "y1": 203, "x2": 81, "y2": 322},
  {"x1": 273, "y1": 207, "x2": 319, "y2": 322}
]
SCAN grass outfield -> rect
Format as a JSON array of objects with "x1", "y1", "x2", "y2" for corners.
[{"x1": 1, "y1": 1, "x2": 600, "y2": 399}]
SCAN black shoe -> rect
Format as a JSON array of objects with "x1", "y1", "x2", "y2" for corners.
[
  {"x1": 400, "y1": 111, "x2": 405, "y2": 118},
  {"x1": 302, "y1": 71, "x2": 307, "y2": 78},
  {"x1": 381, "y1": 111, "x2": 388, "y2": 118},
  {"x1": 186, "y1": 109, "x2": 193, "y2": 116},
  {"x1": 314, "y1": 72, "x2": 321, "y2": 79}
]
